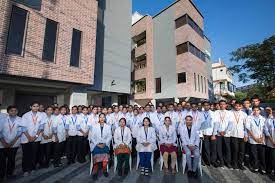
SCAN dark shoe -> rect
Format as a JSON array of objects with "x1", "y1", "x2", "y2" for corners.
[
  {"x1": 227, "y1": 164, "x2": 233, "y2": 170},
  {"x1": 212, "y1": 162, "x2": 219, "y2": 168},
  {"x1": 92, "y1": 174, "x2": 98, "y2": 180},
  {"x1": 67, "y1": 161, "x2": 71, "y2": 165},
  {"x1": 187, "y1": 171, "x2": 193, "y2": 177},
  {"x1": 192, "y1": 171, "x2": 198, "y2": 178},
  {"x1": 118, "y1": 170, "x2": 123, "y2": 177},
  {"x1": 103, "y1": 171, "x2": 109, "y2": 177},
  {"x1": 239, "y1": 164, "x2": 245, "y2": 170}
]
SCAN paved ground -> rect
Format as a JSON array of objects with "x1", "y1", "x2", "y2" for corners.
[{"x1": 3, "y1": 151, "x2": 274, "y2": 183}]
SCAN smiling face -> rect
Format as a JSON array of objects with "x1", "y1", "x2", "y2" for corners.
[
  {"x1": 99, "y1": 114, "x2": 105, "y2": 124},
  {"x1": 8, "y1": 107, "x2": 18, "y2": 117},
  {"x1": 46, "y1": 107, "x2": 53, "y2": 116},
  {"x1": 164, "y1": 117, "x2": 171, "y2": 126},
  {"x1": 31, "y1": 103, "x2": 39, "y2": 112},
  {"x1": 143, "y1": 118, "x2": 150, "y2": 127},
  {"x1": 119, "y1": 118, "x2": 126, "y2": 127}
]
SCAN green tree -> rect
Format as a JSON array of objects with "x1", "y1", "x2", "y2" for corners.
[
  {"x1": 235, "y1": 91, "x2": 247, "y2": 101},
  {"x1": 229, "y1": 35, "x2": 275, "y2": 91}
]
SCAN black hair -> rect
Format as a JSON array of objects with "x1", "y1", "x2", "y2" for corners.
[
  {"x1": 59, "y1": 105, "x2": 67, "y2": 111},
  {"x1": 142, "y1": 117, "x2": 152, "y2": 127},
  {"x1": 252, "y1": 106, "x2": 261, "y2": 110},
  {"x1": 234, "y1": 101, "x2": 242, "y2": 105},
  {"x1": 219, "y1": 100, "x2": 227, "y2": 104},
  {"x1": 164, "y1": 116, "x2": 171, "y2": 121},
  {"x1": 45, "y1": 106, "x2": 54, "y2": 111},
  {"x1": 7, "y1": 105, "x2": 18, "y2": 112},
  {"x1": 145, "y1": 104, "x2": 151, "y2": 108},
  {"x1": 82, "y1": 106, "x2": 88, "y2": 110},
  {"x1": 119, "y1": 117, "x2": 127, "y2": 126},
  {"x1": 185, "y1": 115, "x2": 193, "y2": 120},
  {"x1": 202, "y1": 101, "x2": 210, "y2": 105},
  {"x1": 30, "y1": 101, "x2": 40, "y2": 106}
]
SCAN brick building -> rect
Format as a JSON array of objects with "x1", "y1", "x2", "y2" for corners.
[
  {"x1": 131, "y1": 0, "x2": 212, "y2": 106},
  {"x1": 0, "y1": 0, "x2": 98, "y2": 114},
  {"x1": 0, "y1": 0, "x2": 132, "y2": 114}
]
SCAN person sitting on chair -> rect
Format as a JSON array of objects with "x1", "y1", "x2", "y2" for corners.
[
  {"x1": 159, "y1": 116, "x2": 177, "y2": 174},
  {"x1": 89, "y1": 113, "x2": 112, "y2": 180},
  {"x1": 113, "y1": 118, "x2": 132, "y2": 176},
  {"x1": 136, "y1": 117, "x2": 157, "y2": 176},
  {"x1": 179, "y1": 115, "x2": 200, "y2": 177}
]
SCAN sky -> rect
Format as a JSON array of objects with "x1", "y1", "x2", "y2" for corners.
[{"x1": 132, "y1": 0, "x2": 275, "y2": 87}]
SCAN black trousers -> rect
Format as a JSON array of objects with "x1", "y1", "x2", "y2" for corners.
[
  {"x1": 40, "y1": 142, "x2": 53, "y2": 167},
  {"x1": 203, "y1": 136, "x2": 211, "y2": 165},
  {"x1": 217, "y1": 136, "x2": 231, "y2": 166},
  {"x1": 231, "y1": 137, "x2": 245, "y2": 168},
  {"x1": 266, "y1": 147, "x2": 275, "y2": 173},
  {"x1": 117, "y1": 153, "x2": 130, "y2": 175},
  {"x1": 77, "y1": 136, "x2": 87, "y2": 163},
  {"x1": 0, "y1": 147, "x2": 18, "y2": 178},
  {"x1": 22, "y1": 142, "x2": 40, "y2": 172},
  {"x1": 66, "y1": 136, "x2": 77, "y2": 163},
  {"x1": 131, "y1": 138, "x2": 137, "y2": 158},
  {"x1": 250, "y1": 144, "x2": 266, "y2": 170},
  {"x1": 53, "y1": 141, "x2": 65, "y2": 166}
]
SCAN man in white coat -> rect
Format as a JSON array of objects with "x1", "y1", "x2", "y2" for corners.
[
  {"x1": 0, "y1": 105, "x2": 22, "y2": 179},
  {"x1": 179, "y1": 115, "x2": 200, "y2": 177}
]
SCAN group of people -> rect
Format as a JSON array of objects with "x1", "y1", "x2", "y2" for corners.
[{"x1": 0, "y1": 96, "x2": 274, "y2": 181}]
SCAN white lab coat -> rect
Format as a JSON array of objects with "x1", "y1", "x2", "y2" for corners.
[
  {"x1": 164, "y1": 111, "x2": 179, "y2": 129},
  {"x1": 202, "y1": 110, "x2": 215, "y2": 136},
  {"x1": 113, "y1": 126, "x2": 132, "y2": 149},
  {"x1": 158, "y1": 125, "x2": 177, "y2": 146},
  {"x1": 89, "y1": 113, "x2": 99, "y2": 126},
  {"x1": 230, "y1": 110, "x2": 248, "y2": 139},
  {"x1": 89, "y1": 123, "x2": 112, "y2": 152},
  {"x1": 136, "y1": 126, "x2": 157, "y2": 152},
  {"x1": 76, "y1": 114, "x2": 89, "y2": 136},
  {"x1": 52, "y1": 114, "x2": 67, "y2": 143},
  {"x1": 106, "y1": 113, "x2": 114, "y2": 126},
  {"x1": 66, "y1": 114, "x2": 79, "y2": 136},
  {"x1": 186, "y1": 110, "x2": 204, "y2": 130},
  {"x1": 265, "y1": 116, "x2": 275, "y2": 148},
  {"x1": 41, "y1": 115, "x2": 54, "y2": 144},
  {"x1": 0, "y1": 116, "x2": 22, "y2": 148},
  {"x1": 112, "y1": 112, "x2": 121, "y2": 130},
  {"x1": 179, "y1": 124, "x2": 200, "y2": 147},
  {"x1": 245, "y1": 115, "x2": 269, "y2": 145},
  {"x1": 20, "y1": 111, "x2": 45, "y2": 144},
  {"x1": 129, "y1": 115, "x2": 142, "y2": 138},
  {"x1": 213, "y1": 110, "x2": 233, "y2": 137}
]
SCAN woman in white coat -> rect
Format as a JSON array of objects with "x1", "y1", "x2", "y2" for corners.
[
  {"x1": 113, "y1": 118, "x2": 132, "y2": 176},
  {"x1": 90, "y1": 113, "x2": 112, "y2": 180},
  {"x1": 136, "y1": 117, "x2": 157, "y2": 176},
  {"x1": 159, "y1": 116, "x2": 177, "y2": 174}
]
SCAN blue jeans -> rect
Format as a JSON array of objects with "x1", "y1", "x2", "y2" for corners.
[
  {"x1": 139, "y1": 152, "x2": 152, "y2": 169},
  {"x1": 183, "y1": 145, "x2": 200, "y2": 172}
]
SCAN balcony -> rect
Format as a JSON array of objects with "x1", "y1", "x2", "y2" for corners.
[{"x1": 135, "y1": 43, "x2": 146, "y2": 58}]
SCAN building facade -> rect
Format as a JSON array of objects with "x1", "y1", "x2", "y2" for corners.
[
  {"x1": 212, "y1": 59, "x2": 236, "y2": 101},
  {"x1": 131, "y1": 0, "x2": 211, "y2": 106},
  {"x1": 0, "y1": 0, "x2": 98, "y2": 114}
]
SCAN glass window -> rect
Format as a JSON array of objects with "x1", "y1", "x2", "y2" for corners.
[
  {"x1": 42, "y1": 18, "x2": 58, "y2": 61},
  {"x1": 155, "y1": 78, "x2": 161, "y2": 93},
  {"x1": 70, "y1": 29, "x2": 82, "y2": 67},
  {"x1": 178, "y1": 72, "x2": 186, "y2": 83}
]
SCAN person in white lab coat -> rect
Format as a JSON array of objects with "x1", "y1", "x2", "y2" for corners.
[
  {"x1": 230, "y1": 101, "x2": 248, "y2": 170},
  {"x1": 265, "y1": 107, "x2": 275, "y2": 175},
  {"x1": 112, "y1": 106, "x2": 121, "y2": 132},
  {"x1": 179, "y1": 115, "x2": 200, "y2": 177},
  {"x1": 65, "y1": 106, "x2": 79, "y2": 165},
  {"x1": 52, "y1": 106, "x2": 67, "y2": 168},
  {"x1": 164, "y1": 104, "x2": 179, "y2": 130},
  {"x1": 90, "y1": 113, "x2": 112, "y2": 180},
  {"x1": 159, "y1": 116, "x2": 177, "y2": 174},
  {"x1": 113, "y1": 118, "x2": 132, "y2": 176},
  {"x1": 201, "y1": 101, "x2": 217, "y2": 167},
  {"x1": 76, "y1": 106, "x2": 89, "y2": 163},
  {"x1": 40, "y1": 106, "x2": 54, "y2": 168},
  {"x1": 212, "y1": 100, "x2": 233, "y2": 168},
  {"x1": 246, "y1": 106, "x2": 269, "y2": 173},
  {"x1": 20, "y1": 102, "x2": 45, "y2": 176},
  {"x1": 186, "y1": 103, "x2": 204, "y2": 130},
  {"x1": 136, "y1": 117, "x2": 157, "y2": 176},
  {"x1": 0, "y1": 105, "x2": 22, "y2": 179}
]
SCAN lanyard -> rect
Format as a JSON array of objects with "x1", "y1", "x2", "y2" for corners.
[
  {"x1": 32, "y1": 113, "x2": 38, "y2": 126},
  {"x1": 114, "y1": 113, "x2": 119, "y2": 121},
  {"x1": 146, "y1": 112, "x2": 150, "y2": 118},
  {"x1": 157, "y1": 114, "x2": 161, "y2": 121},
  {"x1": 47, "y1": 117, "x2": 52, "y2": 129},
  {"x1": 83, "y1": 116, "x2": 88, "y2": 125},
  {"x1": 133, "y1": 117, "x2": 137, "y2": 125},
  {"x1": 8, "y1": 117, "x2": 16, "y2": 134},
  {"x1": 121, "y1": 127, "x2": 124, "y2": 142},
  {"x1": 165, "y1": 126, "x2": 170, "y2": 140},
  {"x1": 100, "y1": 125, "x2": 104, "y2": 138},
  {"x1": 219, "y1": 111, "x2": 226, "y2": 123},
  {"x1": 71, "y1": 115, "x2": 77, "y2": 125},
  {"x1": 233, "y1": 111, "x2": 240, "y2": 124},
  {"x1": 179, "y1": 112, "x2": 182, "y2": 121},
  {"x1": 192, "y1": 111, "x2": 198, "y2": 122},
  {"x1": 254, "y1": 118, "x2": 260, "y2": 127},
  {"x1": 61, "y1": 115, "x2": 66, "y2": 126},
  {"x1": 203, "y1": 111, "x2": 209, "y2": 121},
  {"x1": 144, "y1": 127, "x2": 148, "y2": 141}
]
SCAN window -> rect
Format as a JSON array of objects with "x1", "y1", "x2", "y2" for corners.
[
  {"x1": 175, "y1": 14, "x2": 187, "y2": 29},
  {"x1": 135, "y1": 79, "x2": 146, "y2": 93},
  {"x1": 176, "y1": 42, "x2": 188, "y2": 55},
  {"x1": 6, "y1": 6, "x2": 28, "y2": 55},
  {"x1": 201, "y1": 76, "x2": 203, "y2": 93},
  {"x1": 155, "y1": 78, "x2": 161, "y2": 93},
  {"x1": 178, "y1": 72, "x2": 186, "y2": 83},
  {"x1": 70, "y1": 29, "x2": 82, "y2": 67},
  {"x1": 194, "y1": 73, "x2": 196, "y2": 91},
  {"x1": 204, "y1": 77, "x2": 207, "y2": 93},
  {"x1": 42, "y1": 18, "x2": 58, "y2": 61},
  {"x1": 14, "y1": 0, "x2": 42, "y2": 10},
  {"x1": 102, "y1": 96, "x2": 112, "y2": 107}
]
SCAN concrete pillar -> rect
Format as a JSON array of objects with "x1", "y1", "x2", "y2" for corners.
[{"x1": 69, "y1": 92, "x2": 88, "y2": 108}]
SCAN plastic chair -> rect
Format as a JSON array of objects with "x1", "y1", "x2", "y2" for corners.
[
  {"x1": 159, "y1": 140, "x2": 179, "y2": 172},
  {"x1": 113, "y1": 139, "x2": 132, "y2": 173},
  {"x1": 179, "y1": 138, "x2": 202, "y2": 176}
]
